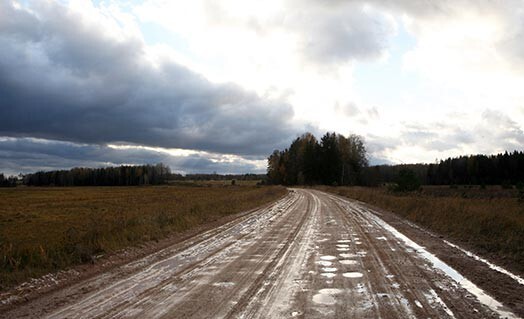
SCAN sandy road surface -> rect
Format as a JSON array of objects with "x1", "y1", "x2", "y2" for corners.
[{"x1": 2, "y1": 189, "x2": 520, "y2": 318}]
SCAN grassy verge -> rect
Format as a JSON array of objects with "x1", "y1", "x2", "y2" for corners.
[
  {"x1": 318, "y1": 186, "x2": 524, "y2": 274},
  {"x1": 0, "y1": 185, "x2": 286, "y2": 289}
]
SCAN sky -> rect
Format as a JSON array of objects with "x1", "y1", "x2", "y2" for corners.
[{"x1": 1, "y1": 0, "x2": 524, "y2": 175}]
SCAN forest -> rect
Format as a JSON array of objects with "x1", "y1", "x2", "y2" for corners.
[
  {"x1": 267, "y1": 132, "x2": 368, "y2": 185},
  {"x1": 267, "y1": 132, "x2": 524, "y2": 187},
  {"x1": 24, "y1": 164, "x2": 171, "y2": 186},
  {"x1": 0, "y1": 174, "x2": 17, "y2": 187},
  {"x1": 362, "y1": 151, "x2": 524, "y2": 187},
  {"x1": 169, "y1": 173, "x2": 265, "y2": 181},
  {"x1": 1, "y1": 140, "x2": 523, "y2": 188}
]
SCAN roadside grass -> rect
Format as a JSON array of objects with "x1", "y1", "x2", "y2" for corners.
[
  {"x1": 0, "y1": 185, "x2": 286, "y2": 289},
  {"x1": 318, "y1": 186, "x2": 524, "y2": 274}
]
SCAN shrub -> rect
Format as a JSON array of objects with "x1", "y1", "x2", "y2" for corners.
[{"x1": 395, "y1": 169, "x2": 421, "y2": 192}]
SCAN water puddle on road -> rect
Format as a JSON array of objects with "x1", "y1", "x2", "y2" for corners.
[
  {"x1": 362, "y1": 205, "x2": 520, "y2": 319},
  {"x1": 317, "y1": 260, "x2": 332, "y2": 267},
  {"x1": 320, "y1": 255, "x2": 337, "y2": 261},
  {"x1": 356, "y1": 283, "x2": 366, "y2": 293},
  {"x1": 212, "y1": 281, "x2": 235, "y2": 287},
  {"x1": 312, "y1": 288, "x2": 343, "y2": 305}
]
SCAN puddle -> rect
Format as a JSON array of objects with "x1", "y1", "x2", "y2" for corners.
[
  {"x1": 312, "y1": 289, "x2": 343, "y2": 305},
  {"x1": 312, "y1": 294, "x2": 336, "y2": 305},
  {"x1": 356, "y1": 283, "x2": 366, "y2": 293},
  {"x1": 339, "y1": 260, "x2": 358, "y2": 265},
  {"x1": 443, "y1": 240, "x2": 524, "y2": 286},
  {"x1": 317, "y1": 260, "x2": 332, "y2": 267},
  {"x1": 320, "y1": 255, "x2": 337, "y2": 261},
  {"x1": 343, "y1": 272, "x2": 363, "y2": 278},
  {"x1": 363, "y1": 207, "x2": 519, "y2": 319},
  {"x1": 212, "y1": 281, "x2": 235, "y2": 287},
  {"x1": 425, "y1": 289, "x2": 455, "y2": 318}
]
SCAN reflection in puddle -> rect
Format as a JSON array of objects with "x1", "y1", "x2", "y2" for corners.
[
  {"x1": 212, "y1": 281, "x2": 235, "y2": 287},
  {"x1": 320, "y1": 255, "x2": 337, "y2": 261},
  {"x1": 317, "y1": 260, "x2": 332, "y2": 266},
  {"x1": 312, "y1": 288, "x2": 343, "y2": 305}
]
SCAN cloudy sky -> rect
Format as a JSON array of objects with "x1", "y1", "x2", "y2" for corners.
[{"x1": 1, "y1": 0, "x2": 524, "y2": 175}]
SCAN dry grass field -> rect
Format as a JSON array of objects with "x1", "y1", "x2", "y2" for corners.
[
  {"x1": 318, "y1": 186, "x2": 524, "y2": 274},
  {"x1": 0, "y1": 185, "x2": 286, "y2": 289}
]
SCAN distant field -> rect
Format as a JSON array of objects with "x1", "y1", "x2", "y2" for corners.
[
  {"x1": 167, "y1": 179, "x2": 261, "y2": 187},
  {"x1": 0, "y1": 185, "x2": 286, "y2": 289},
  {"x1": 319, "y1": 186, "x2": 524, "y2": 274}
]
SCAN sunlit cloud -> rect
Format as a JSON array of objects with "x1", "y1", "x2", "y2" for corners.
[{"x1": 1, "y1": 0, "x2": 523, "y2": 174}]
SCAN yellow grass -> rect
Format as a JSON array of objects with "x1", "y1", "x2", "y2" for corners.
[
  {"x1": 0, "y1": 185, "x2": 286, "y2": 289},
  {"x1": 318, "y1": 186, "x2": 524, "y2": 274}
]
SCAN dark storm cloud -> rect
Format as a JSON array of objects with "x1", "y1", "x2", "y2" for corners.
[
  {"x1": 0, "y1": 138, "x2": 263, "y2": 175},
  {"x1": 0, "y1": 1, "x2": 298, "y2": 156}
]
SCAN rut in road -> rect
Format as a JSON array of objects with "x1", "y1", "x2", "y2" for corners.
[{"x1": 3, "y1": 189, "x2": 518, "y2": 319}]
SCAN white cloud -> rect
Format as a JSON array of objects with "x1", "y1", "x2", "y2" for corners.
[{"x1": 2, "y1": 0, "x2": 524, "y2": 174}]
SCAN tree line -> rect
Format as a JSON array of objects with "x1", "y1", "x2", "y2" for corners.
[
  {"x1": 0, "y1": 174, "x2": 17, "y2": 187},
  {"x1": 362, "y1": 151, "x2": 524, "y2": 186},
  {"x1": 24, "y1": 164, "x2": 171, "y2": 186},
  {"x1": 169, "y1": 173, "x2": 265, "y2": 181},
  {"x1": 267, "y1": 132, "x2": 368, "y2": 185},
  {"x1": 267, "y1": 133, "x2": 523, "y2": 187}
]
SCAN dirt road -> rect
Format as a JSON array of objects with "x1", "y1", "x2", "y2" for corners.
[{"x1": 2, "y1": 189, "x2": 521, "y2": 318}]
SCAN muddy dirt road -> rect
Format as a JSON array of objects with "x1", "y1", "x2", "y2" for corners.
[{"x1": 2, "y1": 189, "x2": 521, "y2": 318}]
